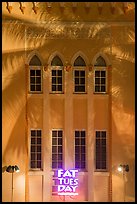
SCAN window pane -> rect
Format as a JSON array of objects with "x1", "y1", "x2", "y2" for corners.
[
  {"x1": 37, "y1": 146, "x2": 41, "y2": 152},
  {"x1": 101, "y1": 71, "x2": 106, "y2": 77},
  {"x1": 75, "y1": 86, "x2": 79, "y2": 92},
  {"x1": 31, "y1": 153, "x2": 35, "y2": 160},
  {"x1": 58, "y1": 138, "x2": 62, "y2": 145},
  {"x1": 52, "y1": 70, "x2": 56, "y2": 76},
  {"x1": 58, "y1": 77, "x2": 62, "y2": 84},
  {"x1": 58, "y1": 70, "x2": 62, "y2": 76},
  {"x1": 52, "y1": 77, "x2": 56, "y2": 84},
  {"x1": 31, "y1": 85, "x2": 35, "y2": 91},
  {"x1": 52, "y1": 138, "x2": 57, "y2": 145},
  {"x1": 31, "y1": 130, "x2": 36, "y2": 136},
  {"x1": 75, "y1": 162, "x2": 80, "y2": 168},
  {"x1": 58, "y1": 85, "x2": 62, "y2": 91},
  {"x1": 36, "y1": 85, "x2": 41, "y2": 91},
  {"x1": 58, "y1": 131, "x2": 62, "y2": 137},
  {"x1": 101, "y1": 78, "x2": 105, "y2": 84},
  {"x1": 80, "y1": 78, "x2": 85, "y2": 84},
  {"x1": 52, "y1": 131, "x2": 57, "y2": 137},
  {"x1": 75, "y1": 138, "x2": 80, "y2": 145},
  {"x1": 37, "y1": 130, "x2": 41, "y2": 136},
  {"x1": 101, "y1": 86, "x2": 106, "y2": 92},
  {"x1": 81, "y1": 131, "x2": 85, "y2": 137},
  {"x1": 80, "y1": 71, "x2": 85, "y2": 77},
  {"x1": 31, "y1": 161, "x2": 35, "y2": 168},
  {"x1": 95, "y1": 78, "x2": 100, "y2": 84},
  {"x1": 95, "y1": 71, "x2": 100, "y2": 77},
  {"x1": 31, "y1": 138, "x2": 35, "y2": 144},
  {"x1": 102, "y1": 131, "x2": 106, "y2": 138},
  {"x1": 75, "y1": 78, "x2": 79, "y2": 84},
  {"x1": 30, "y1": 77, "x2": 35, "y2": 83},
  {"x1": 52, "y1": 85, "x2": 56, "y2": 91},
  {"x1": 75, "y1": 131, "x2": 80, "y2": 137},
  {"x1": 95, "y1": 86, "x2": 100, "y2": 92},
  {"x1": 58, "y1": 146, "x2": 62, "y2": 153},
  {"x1": 36, "y1": 77, "x2": 41, "y2": 83},
  {"x1": 31, "y1": 146, "x2": 35, "y2": 152},
  {"x1": 52, "y1": 162, "x2": 57, "y2": 169},
  {"x1": 81, "y1": 162, "x2": 85, "y2": 169},
  {"x1": 36, "y1": 70, "x2": 41, "y2": 76},
  {"x1": 37, "y1": 161, "x2": 41, "y2": 168},
  {"x1": 58, "y1": 162, "x2": 62, "y2": 169},
  {"x1": 58, "y1": 154, "x2": 62, "y2": 160},
  {"x1": 96, "y1": 131, "x2": 100, "y2": 138},
  {"x1": 81, "y1": 138, "x2": 85, "y2": 145},
  {"x1": 52, "y1": 146, "x2": 57, "y2": 153},
  {"x1": 75, "y1": 70, "x2": 79, "y2": 77},
  {"x1": 81, "y1": 146, "x2": 85, "y2": 153},
  {"x1": 52, "y1": 154, "x2": 57, "y2": 160},
  {"x1": 37, "y1": 153, "x2": 41, "y2": 160},
  {"x1": 30, "y1": 70, "x2": 35, "y2": 76},
  {"x1": 81, "y1": 154, "x2": 85, "y2": 161},
  {"x1": 75, "y1": 146, "x2": 80, "y2": 154},
  {"x1": 75, "y1": 154, "x2": 80, "y2": 161}
]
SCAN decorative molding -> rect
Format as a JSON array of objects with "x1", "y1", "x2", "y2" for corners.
[
  {"x1": 98, "y1": 2, "x2": 104, "y2": 15},
  {"x1": 44, "y1": 64, "x2": 48, "y2": 71},
  {"x1": 7, "y1": 2, "x2": 12, "y2": 13},
  {"x1": 20, "y1": 2, "x2": 26, "y2": 14},
  {"x1": 32, "y1": 2, "x2": 39, "y2": 14},
  {"x1": 64, "y1": 64, "x2": 72, "y2": 72}
]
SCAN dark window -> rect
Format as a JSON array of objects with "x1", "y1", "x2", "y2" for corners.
[
  {"x1": 52, "y1": 130, "x2": 63, "y2": 169},
  {"x1": 95, "y1": 70, "x2": 106, "y2": 93},
  {"x1": 74, "y1": 70, "x2": 85, "y2": 93},
  {"x1": 75, "y1": 130, "x2": 86, "y2": 170},
  {"x1": 95, "y1": 131, "x2": 107, "y2": 170},
  {"x1": 30, "y1": 129, "x2": 42, "y2": 169}
]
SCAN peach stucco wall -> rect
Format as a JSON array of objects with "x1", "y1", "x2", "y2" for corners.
[{"x1": 2, "y1": 2, "x2": 135, "y2": 202}]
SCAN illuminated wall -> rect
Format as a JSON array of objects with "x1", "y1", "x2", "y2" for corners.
[{"x1": 2, "y1": 2, "x2": 135, "y2": 202}]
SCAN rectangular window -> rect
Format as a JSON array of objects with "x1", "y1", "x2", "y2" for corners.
[
  {"x1": 74, "y1": 70, "x2": 85, "y2": 93},
  {"x1": 94, "y1": 70, "x2": 106, "y2": 93},
  {"x1": 75, "y1": 130, "x2": 86, "y2": 169},
  {"x1": 51, "y1": 69, "x2": 63, "y2": 92},
  {"x1": 30, "y1": 129, "x2": 42, "y2": 169},
  {"x1": 52, "y1": 130, "x2": 63, "y2": 169},
  {"x1": 95, "y1": 131, "x2": 107, "y2": 171},
  {"x1": 30, "y1": 68, "x2": 42, "y2": 92}
]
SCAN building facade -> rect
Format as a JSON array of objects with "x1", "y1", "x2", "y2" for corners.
[{"x1": 2, "y1": 2, "x2": 135, "y2": 202}]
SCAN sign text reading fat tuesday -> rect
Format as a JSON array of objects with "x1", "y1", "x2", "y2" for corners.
[{"x1": 57, "y1": 169, "x2": 79, "y2": 196}]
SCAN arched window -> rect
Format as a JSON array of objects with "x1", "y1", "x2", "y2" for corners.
[
  {"x1": 29, "y1": 55, "x2": 42, "y2": 92},
  {"x1": 73, "y1": 56, "x2": 86, "y2": 93},
  {"x1": 51, "y1": 56, "x2": 63, "y2": 93},
  {"x1": 94, "y1": 56, "x2": 107, "y2": 93}
]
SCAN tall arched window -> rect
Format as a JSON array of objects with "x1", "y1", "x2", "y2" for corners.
[
  {"x1": 29, "y1": 55, "x2": 42, "y2": 93},
  {"x1": 51, "y1": 56, "x2": 64, "y2": 93},
  {"x1": 73, "y1": 56, "x2": 86, "y2": 93},
  {"x1": 94, "y1": 56, "x2": 107, "y2": 93}
]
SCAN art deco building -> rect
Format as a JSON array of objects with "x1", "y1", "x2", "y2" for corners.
[{"x1": 2, "y1": 2, "x2": 135, "y2": 202}]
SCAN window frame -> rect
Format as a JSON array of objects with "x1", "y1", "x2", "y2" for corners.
[
  {"x1": 50, "y1": 66, "x2": 64, "y2": 94},
  {"x1": 29, "y1": 129, "x2": 42, "y2": 171},
  {"x1": 29, "y1": 66, "x2": 43, "y2": 94},
  {"x1": 73, "y1": 66, "x2": 87, "y2": 94},
  {"x1": 94, "y1": 66, "x2": 108, "y2": 94},
  {"x1": 74, "y1": 129, "x2": 86, "y2": 171},
  {"x1": 94, "y1": 130, "x2": 108, "y2": 172},
  {"x1": 52, "y1": 129, "x2": 63, "y2": 170}
]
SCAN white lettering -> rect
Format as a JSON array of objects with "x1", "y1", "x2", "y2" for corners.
[
  {"x1": 58, "y1": 185, "x2": 65, "y2": 192},
  {"x1": 63, "y1": 170, "x2": 72, "y2": 177},
  {"x1": 70, "y1": 169, "x2": 78, "y2": 177},
  {"x1": 58, "y1": 169, "x2": 63, "y2": 177}
]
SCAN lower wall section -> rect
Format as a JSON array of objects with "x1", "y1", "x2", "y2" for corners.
[
  {"x1": 29, "y1": 175, "x2": 43, "y2": 202},
  {"x1": 94, "y1": 174, "x2": 109, "y2": 202}
]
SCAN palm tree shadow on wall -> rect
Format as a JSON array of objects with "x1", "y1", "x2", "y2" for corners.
[{"x1": 2, "y1": 3, "x2": 135, "y2": 165}]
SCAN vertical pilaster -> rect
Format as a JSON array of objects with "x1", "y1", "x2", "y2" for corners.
[
  {"x1": 87, "y1": 69, "x2": 94, "y2": 201},
  {"x1": 64, "y1": 67, "x2": 73, "y2": 170},
  {"x1": 43, "y1": 67, "x2": 51, "y2": 201}
]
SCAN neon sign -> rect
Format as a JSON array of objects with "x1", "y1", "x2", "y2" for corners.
[{"x1": 57, "y1": 169, "x2": 79, "y2": 196}]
